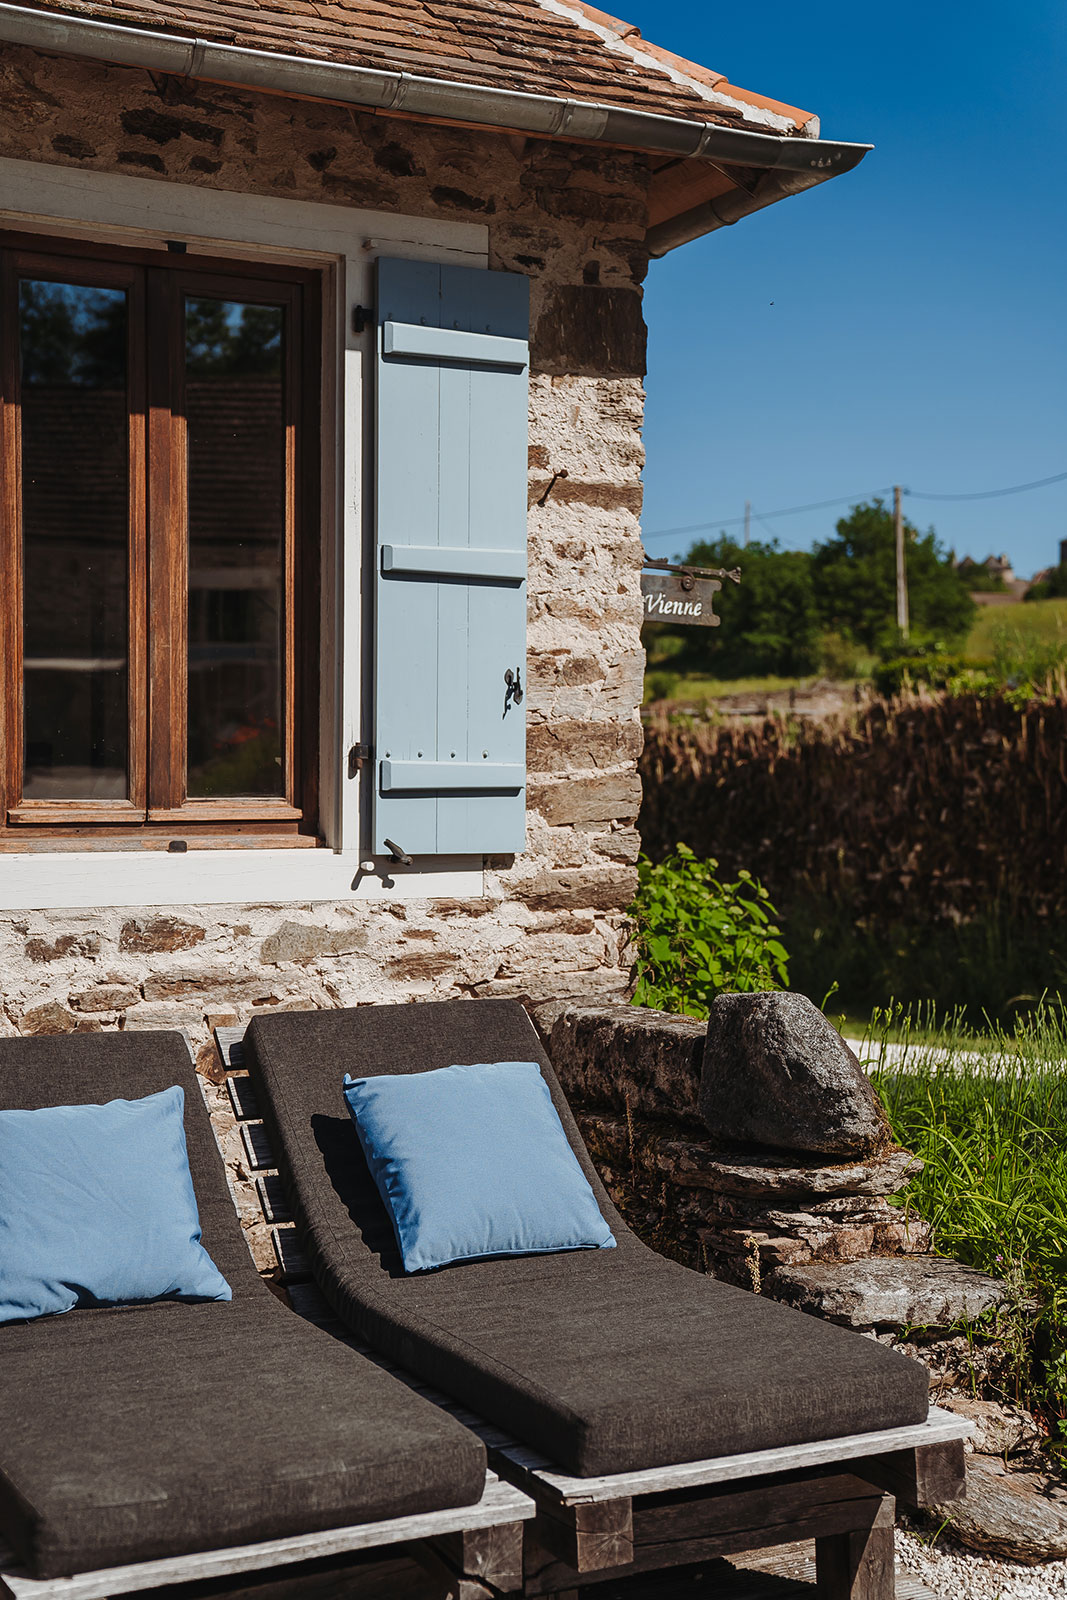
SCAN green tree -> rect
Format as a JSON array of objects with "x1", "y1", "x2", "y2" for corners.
[
  {"x1": 811, "y1": 499, "x2": 974, "y2": 653},
  {"x1": 19, "y1": 280, "x2": 126, "y2": 388},
  {"x1": 649, "y1": 534, "x2": 819, "y2": 679},
  {"x1": 1025, "y1": 563, "x2": 1067, "y2": 602},
  {"x1": 185, "y1": 299, "x2": 282, "y2": 376}
]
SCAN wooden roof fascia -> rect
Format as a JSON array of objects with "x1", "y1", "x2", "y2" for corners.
[{"x1": 646, "y1": 163, "x2": 844, "y2": 257}]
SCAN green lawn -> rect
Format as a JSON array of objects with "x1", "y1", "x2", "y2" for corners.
[
  {"x1": 964, "y1": 596, "x2": 1067, "y2": 663},
  {"x1": 644, "y1": 673, "x2": 808, "y2": 703},
  {"x1": 643, "y1": 600, "x2": 1067, "y2": 705},
  {"x1": 642, "y1": 673, "x2": 874, "y2": 707}
]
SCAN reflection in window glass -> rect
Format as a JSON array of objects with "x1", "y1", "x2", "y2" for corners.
[
  {"x1": 186, "y1": 298, "x2": 285, "y2": 798},
  {"x1": 19, "y1": 280, "x2": 129, "y2": 800}
]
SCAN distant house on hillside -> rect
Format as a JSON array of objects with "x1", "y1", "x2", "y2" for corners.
[{"x1": 957, "y1": 553, "x2": 1029, "y2": 606}]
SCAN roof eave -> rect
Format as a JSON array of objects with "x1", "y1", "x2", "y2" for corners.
[
  {"x1": 0, "y1": 1, "x2": 872, "y2": 253},
  {"x1": 646, "y1": 146, "x2": 870, "y2": 257}
]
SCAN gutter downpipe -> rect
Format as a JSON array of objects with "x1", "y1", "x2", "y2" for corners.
[{"x1": 0, "y1": 2, "x2": 872, "y2": 254}]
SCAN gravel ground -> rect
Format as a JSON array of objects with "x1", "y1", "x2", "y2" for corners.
[{"x1": 899, "y1": 1527, "x2": 1067, "y2": 1599}]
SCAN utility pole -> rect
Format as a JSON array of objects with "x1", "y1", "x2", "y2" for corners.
[
  {"x1": 894, "y1": 484, "x2": 909, "y2": 641},
  {"x1": 744, "y1": 500, "x2": 751, "y2": 548}
]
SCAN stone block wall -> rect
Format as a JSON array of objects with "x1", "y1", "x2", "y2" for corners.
[
  {"x1": 529, "y1": 997, "x2": 1007, "y2": 1360},
  {"x1": 0, "y1": 47, "x2": 651, "y2": 1040}
]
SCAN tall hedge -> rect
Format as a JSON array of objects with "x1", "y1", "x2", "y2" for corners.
[{"x1": 639, "y1": 694, "x2": 1067, "y2": 929}]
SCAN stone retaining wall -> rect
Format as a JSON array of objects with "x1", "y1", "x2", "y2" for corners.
[{"x1": 528, "y1": 996, "x2": 1006, "y2": 1345}]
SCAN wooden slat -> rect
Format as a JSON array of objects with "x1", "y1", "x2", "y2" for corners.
[
  {"x1": 256, "y1": 1173, "x2": 292, "y2": 1225},
  {"x1": 0, "y1": 830, "x2": 317, "y2": 852},
  {"x1": 240, "y1": 1121, "x2": 276, "y2": 1172},
  {"x1": 272, "y1": 1226, "x2": 311, "y2": 1282},
  {"x1": 0, "y1": 1477, "x2": 534, "y2": 1600},
  {"x1": 216, "y1": 1025, "x2": 248, "y2": 1072},
  {"x1": 0, "y1": 246, "x2": 20, "y2": 829},
  {"x1": 226, "y1": 1071, "x2": 259, "y2": 1120},
  {"x1": 492, "y1": 1408, "x2": 975, "y2": 1509},
  {"x1": 145, "y1": 263, "x2": 185, "y2": 813},
  {"x1": 630, "y1": 1473, "x2": 885, "y2": 1552}
]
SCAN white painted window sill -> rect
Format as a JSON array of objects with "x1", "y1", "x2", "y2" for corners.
[{"x1": 0, "y1": 850, "x2": 485, "y2": 910}]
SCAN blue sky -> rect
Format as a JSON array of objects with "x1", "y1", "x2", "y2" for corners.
[{"x1": 627, "y1": 2, "x2": 1067, "y2": 577}]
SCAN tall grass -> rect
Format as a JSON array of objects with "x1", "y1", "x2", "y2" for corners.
[{"x1": 869, "y1": 1005, "x2": 1067, "y2": 1443}]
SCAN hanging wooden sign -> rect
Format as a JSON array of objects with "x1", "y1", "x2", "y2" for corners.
[{"x1": 641, "y1": 572, "x2": 721, "y2": 627}]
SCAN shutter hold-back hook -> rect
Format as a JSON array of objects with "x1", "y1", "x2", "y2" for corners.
[{"x1": 383, "y1": 838, "x2": 413, "y2": 866}]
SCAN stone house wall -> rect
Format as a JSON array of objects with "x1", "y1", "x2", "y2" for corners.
[{"x1": 0, "y1": 46, "x2": 650, "y2": 1061}]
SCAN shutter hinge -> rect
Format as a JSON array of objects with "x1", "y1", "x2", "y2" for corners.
[
  {"x1": 351, "y1": 304, "x2": 375, "y2": 335},
  {"x1": 348, "y1": 742, "x2": 373, "y2": 778}
]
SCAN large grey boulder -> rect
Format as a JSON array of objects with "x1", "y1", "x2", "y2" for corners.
[
  {"x1": 936, "y1": 1455, "x2": 1067, "y2": 1564},
  {"x1": 700, "y1": 991, "x2": 892, "y2": 1157}
]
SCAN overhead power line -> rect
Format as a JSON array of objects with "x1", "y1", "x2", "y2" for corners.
[
  {"x1": 643, "y1": 488, "x2": 894, "y2": 543},
  {"x1": 643, "y1": 468, "x2": 1067, "y2": 545},
  {"x1": 905, "y1": 469, "x2": 1067, "y2": 502}
]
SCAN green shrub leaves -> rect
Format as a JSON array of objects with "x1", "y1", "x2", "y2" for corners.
[{"x1": 627, "y1": 845, "x2": 789, "y2": 1018}]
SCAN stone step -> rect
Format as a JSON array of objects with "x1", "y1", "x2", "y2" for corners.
[
  {"x1": 578, "y1": 1108, "x2": 922, "y2": 1200},
  {"x1": 766, "y1": 1255, "x2": 1006, "y2": 1331}
]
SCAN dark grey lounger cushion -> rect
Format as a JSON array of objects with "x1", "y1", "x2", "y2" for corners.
[
  {"x1": 246, "y1": 999, "x2": 930, "y2": 1478},
  {"x1": 0, "y1": 1032, "x2": 484, "y2": 1580}
]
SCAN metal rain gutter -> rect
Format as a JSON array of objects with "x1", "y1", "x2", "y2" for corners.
[{"x1": 0, "y1": 2, "x2": 872, "y2": 253}]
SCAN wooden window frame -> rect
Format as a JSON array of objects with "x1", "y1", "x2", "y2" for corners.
[{"x1": 0, "y1": 231, "x2": 321, "y2": 847}]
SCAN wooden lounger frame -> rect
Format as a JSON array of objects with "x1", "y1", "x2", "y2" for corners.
[
  {"x1": 0, "y1": 1478, "x2": 534, "y2": 1600},
  {"x1": 218, "y1": 1025, "x2": 974, "y2": 1600},
  {"x1": 0, "y1": 1033, "x2": 536, "y2": 1600}
]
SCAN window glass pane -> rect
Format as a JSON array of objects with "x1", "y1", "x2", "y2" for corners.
[
  {"x1": 19, "y1": 279, "x2": 129, "y2": 800},
  {"x1": 185, "y1": 297, "x2": 285, "y2": 798}
]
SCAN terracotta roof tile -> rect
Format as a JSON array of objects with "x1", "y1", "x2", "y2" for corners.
[{"x1": 16, "y1": 0, "x2": 819, "y2": 138}]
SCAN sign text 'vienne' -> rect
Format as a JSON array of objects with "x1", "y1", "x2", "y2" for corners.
[{"x1": 640, "y1": 572, "x2": 722, "y2": 627}]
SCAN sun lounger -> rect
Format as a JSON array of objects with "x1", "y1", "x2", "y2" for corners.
[
  {"x1": 0, "y1": 1030, "x2": 533, "y2": 1597},
  {"x1": 234, "y1": 999, "x2": 972, "y2": 1598}
]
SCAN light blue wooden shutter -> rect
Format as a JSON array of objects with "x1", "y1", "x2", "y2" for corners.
[{"x1": 373, "y1": 257, "x2": 529, "y2": 857}]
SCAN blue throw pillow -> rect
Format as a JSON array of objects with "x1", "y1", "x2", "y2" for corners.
[
  {"x1": 0, "y1": 1086, "x2": 231, "y2": 1324},
  {"x1": 342, "y1": 1061, "x2": 616, "y2": 1273}
]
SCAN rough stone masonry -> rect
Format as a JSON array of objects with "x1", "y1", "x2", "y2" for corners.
[
  {"x1": 0, "y1": 45, "x2": 652, "y2": 1055},
  {"x1": 530, "y1": 995, "x2": 1007, "y2": 1349}
]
